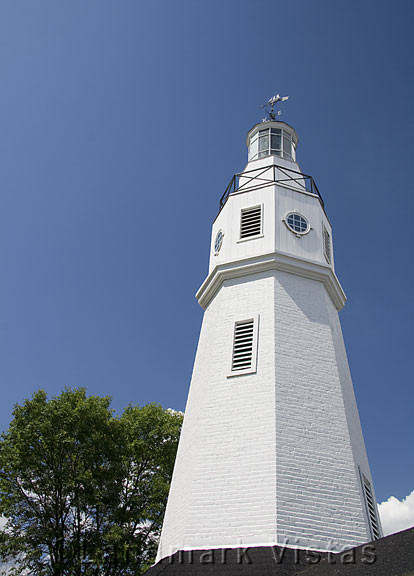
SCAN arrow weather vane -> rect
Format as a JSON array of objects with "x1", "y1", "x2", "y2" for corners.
[{"x1": 260, "y1": 93, "x2": 289, "y2": 121}]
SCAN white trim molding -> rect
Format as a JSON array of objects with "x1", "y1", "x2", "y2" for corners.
[{"x1": 196, "y1": 251, "x2": 346, "y2": 311}]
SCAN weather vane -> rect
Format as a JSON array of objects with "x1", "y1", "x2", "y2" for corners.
[{"x1": 260, "y1": 93, "x2": 289, "y2": 121}]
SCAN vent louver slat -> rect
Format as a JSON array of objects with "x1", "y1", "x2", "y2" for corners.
[
  {"x1": 323, "y1": 225, "x2": 331, "y2": 264},
  {"x1": 232, "y1": 320, "x2": 254, "y2": 371},
  {"x1": 240, "y1": 206, "x2": 262, "y2": 239},
  {"x1": 362, "y1": 475, "x2": 381, "y2": 540}
]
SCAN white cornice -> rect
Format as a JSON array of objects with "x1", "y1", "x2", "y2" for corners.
[{"x1": 196, "y1": 251, "x2": 347, "y2": 311}]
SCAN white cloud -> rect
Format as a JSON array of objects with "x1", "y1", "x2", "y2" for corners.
[
  {"x1": 167, "y1": 408, "x2": 184, "y2": 416},
  {"x1": 378, "y1": 490, "x2": 414, "y2": 536}
]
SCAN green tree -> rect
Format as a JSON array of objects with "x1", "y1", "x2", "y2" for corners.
[{"x1": 0, "y1": 388, "x2": 182, "y2": 576}]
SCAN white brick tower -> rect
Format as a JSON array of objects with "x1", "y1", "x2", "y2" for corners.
[{"x1": 157, "y1": 108, "x2": 382, "y2": 561}]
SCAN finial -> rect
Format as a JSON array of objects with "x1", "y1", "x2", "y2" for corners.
[{"x1": 260, "y1": 93, "x2": 289, "y2": 122}]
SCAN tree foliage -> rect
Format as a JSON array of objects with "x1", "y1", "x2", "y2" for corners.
[{"x1": 0, "y1": 388, "x2": 183, "y2": 576}]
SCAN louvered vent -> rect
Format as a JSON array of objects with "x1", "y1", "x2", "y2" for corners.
[
  {"x1": 362, "y1": 475, "x2": 381, "y2": 540},
  {"x1": 231, "y1": 319, "x2": 254, "y2": 371},
  {"x1": 323, "y1": 225, "x2": 331, "y2": 264},
  {"x1": 240, "y1": 206, "x2": 262, "y2": 239}
]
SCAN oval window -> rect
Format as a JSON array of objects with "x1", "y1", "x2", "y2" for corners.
[{"x1": 284, "y1": 212, "x2": 310, "y2": 236}]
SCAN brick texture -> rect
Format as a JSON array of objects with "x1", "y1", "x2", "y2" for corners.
[{"x1": 157, "y1": 271, "x2": 376, "y2": 560}]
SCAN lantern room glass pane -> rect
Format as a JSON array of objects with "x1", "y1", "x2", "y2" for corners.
[
  {"x1": 258, "y1": 129, "x2": 270, "y2": 158},
  {"x1": 283, "y1": 134, "x2": 292, "y2": 160},
  {"x1": 249, "y1": 135, "x2": 258, "y2": 160},
  {"x1": 271, "y1": 133, "x2": 281, "y2": 151},
  {"x1": 259, "y1": 131, "x2": 269, "y2": 150}
]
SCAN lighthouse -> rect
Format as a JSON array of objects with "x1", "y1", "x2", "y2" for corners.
[{"x1": 156, "y1": 98, "x2": 382, "y2": 562}]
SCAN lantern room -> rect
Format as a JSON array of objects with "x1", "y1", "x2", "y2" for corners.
[{"x1": 247, "y1": 121, "x2": 299, "y2": 162}]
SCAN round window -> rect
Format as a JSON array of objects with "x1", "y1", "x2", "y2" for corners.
[
  {"x1": 214, "y1": 229, "x2": 224, "y2": 254},
  {"x1": 284, "y1": 212, "x2": 310, "y2": 236}
]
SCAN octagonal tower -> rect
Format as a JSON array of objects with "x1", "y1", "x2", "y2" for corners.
[{"x1": 156, "y1": 115, "x2": 382, "y2": 561}]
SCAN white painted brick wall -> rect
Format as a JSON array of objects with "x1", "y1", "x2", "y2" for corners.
[
  {"x1": 327, "y1": 294, "x2": 382, "y2": 537},
  {"x1": 157, "y1": 270, "x2": 375, "y2": 560},
  {"x1": 273, "y1": 271, "x2": 372, "y2": 551},
  {"x1": 157, "y1": 272, "x2": 277, "y2": 560}
]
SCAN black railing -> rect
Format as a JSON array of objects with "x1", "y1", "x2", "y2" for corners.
[{"x1": 218, "y1": 163, "x2": 324, "y2": 215}]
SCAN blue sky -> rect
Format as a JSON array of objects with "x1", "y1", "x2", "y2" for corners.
[{"x1": 0, "y1": 0, "x2": 413, "y2": 509}]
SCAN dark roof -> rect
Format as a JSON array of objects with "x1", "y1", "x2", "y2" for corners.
[
  {"x1": 145, "y1": 528, "x2": 414, "y2": 576},
  {"x1": 145, "y1": 545, "x2": 322, "y2": 576},
  {"x1": 299, "y1": 527, "x2": 414, "y2": 576}
]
